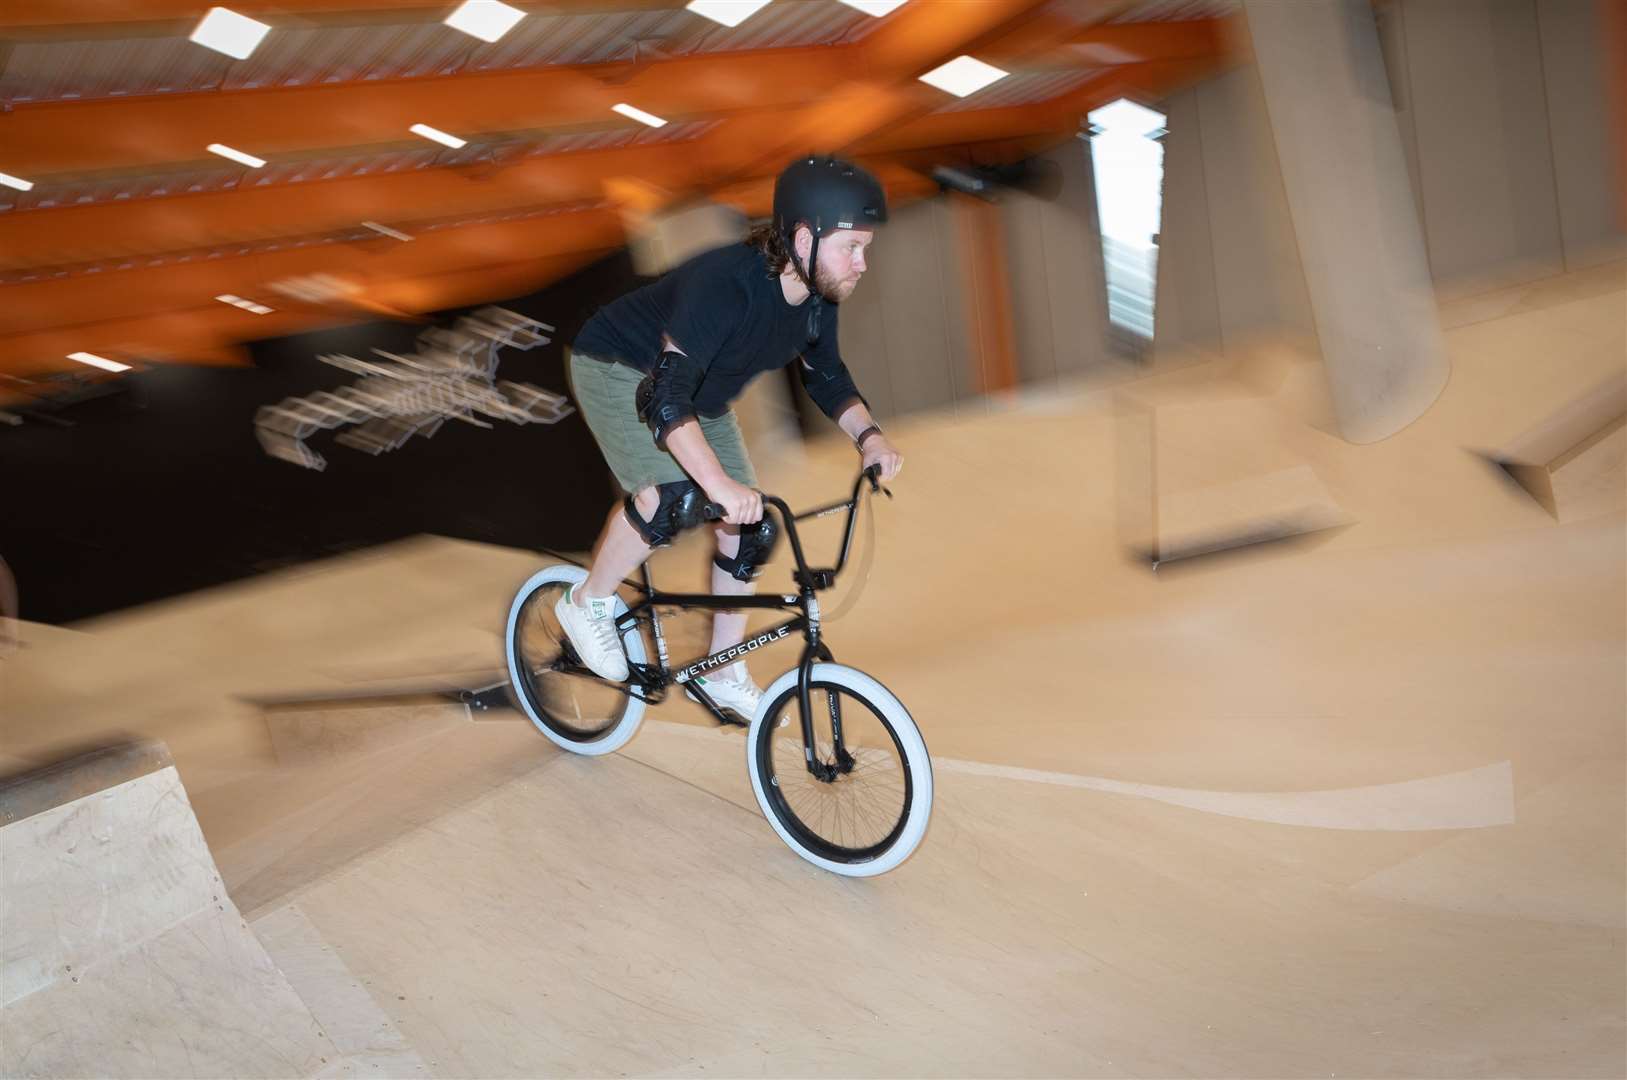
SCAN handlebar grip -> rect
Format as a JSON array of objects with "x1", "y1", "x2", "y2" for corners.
[{"x1": 701, "y1": 502, "x2": 727, "y2": 522}]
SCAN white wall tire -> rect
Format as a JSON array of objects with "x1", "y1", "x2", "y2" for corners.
[
  {"x1": 745, "y1": 663, "x2": 933, "y2": 877},
  {"x1": 505, "y1": 564, "x2": 647, "y2": 756}
]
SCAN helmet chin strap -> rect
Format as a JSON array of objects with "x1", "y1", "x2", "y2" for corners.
[{"x1": 788, "y1": 227, "x2": 825, "y2": 344}]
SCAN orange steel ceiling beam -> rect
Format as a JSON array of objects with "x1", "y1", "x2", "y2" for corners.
[
  {"x1": 1062, "y1": 17, "x2": 1232, "y2": 64},
  {"x1": 0, "y1": 161, "x2": 941, "y2": 372},
  {"x1": 4, "y1": 48, "x2": 862, "y2": 176},
  {"x1": 677, "y1": 5, "x2": 1224, "y2": 203},
  {"x1": 0, "y1": 141, "x2": 703, "y2": 271},
  {"x1": 978, "y1": 13, "x2": 1234, "y2": 67},
  {"x1": 4, "y1": 0, "x2": 1124, "y2": 178},
  {"x1": 0, "y1": 0, "x2": 1229, "y2": 373},
  {"x1": 3, "y1": 7, "x2": 1228, "y2": 180},
  {"x1": 0, "y1": 50, "x2": 1219, "y2": 279},
  {"x1": 0, "y1": 156, "x2": 933, "y2": 315},
  {"x1": 0, "y1": 57, "x2": 1220, "y2": 368},
  {"x1": 859, "y1": 0, "x2": 1058, "y2": 72},
  {"x1": 1085, "y1": 54, "x2": 1232, "y2": 109},
  {"x1": 2, "y1": 65, "x2": 1229, "y2": 275},
  {"x1": 689, "y1": 0, "x2": 1059, "y2": 186},
  {"x1": 0, "y1": 135, "x2": 951, "y2": 272},
  {"x1": 0, "y1": 249, "x2": 614, "y2": 373},
  {"x1": 0, "y1": 22, "x2": 1224, "y2": 270},
  {"x1": 0, "y1": 0, "x2": 682, "y2": 28},
  {"x1": 0, "y1": 208, "x2": 626, "y2": 335}
]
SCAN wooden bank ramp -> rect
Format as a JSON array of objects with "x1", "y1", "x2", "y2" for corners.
[{"x1": 0, "y1": 741, "x2": 354, "y2": 1078}]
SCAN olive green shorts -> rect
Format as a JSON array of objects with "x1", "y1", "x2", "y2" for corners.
[{"x1": 567, "y1": 349, "x2": 757, "y2": 496}]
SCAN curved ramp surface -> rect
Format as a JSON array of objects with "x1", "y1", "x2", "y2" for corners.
[{"x1": 0, "y1": 742, "x2": 342, "y2": 1079}]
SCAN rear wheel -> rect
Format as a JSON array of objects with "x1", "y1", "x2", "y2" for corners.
[
  {"x1": 505, "y1": 565, "x2": 648, "y2": 755},
  {"x1": 746, "y1": 664, "x2": 932, "y2": 877}
]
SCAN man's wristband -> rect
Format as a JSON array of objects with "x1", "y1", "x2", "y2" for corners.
[{"x1": 854, "y1": 424, "x2": 884, "y2": 451}]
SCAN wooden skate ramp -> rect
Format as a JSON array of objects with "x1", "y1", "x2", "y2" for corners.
[{"x1": 0, "y1": 741, "x2": 344, "y2": 1078}]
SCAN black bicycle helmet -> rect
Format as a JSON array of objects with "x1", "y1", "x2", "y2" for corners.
[
  {"x1": 772, "y1": 156, "x2": 888, "y2": 342},
  {"x1": 773, "y1": 155, "x2": 888, "y2": 240}
]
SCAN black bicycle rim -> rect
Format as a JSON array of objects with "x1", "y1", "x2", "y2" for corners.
[
  {"x1": 754, "y1": 680, "x2": 913, "y2": 864},
  {"x1": 513, "y1": 581, "x2": 632, "y2": 744}
]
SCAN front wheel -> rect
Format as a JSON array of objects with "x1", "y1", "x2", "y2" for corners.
[{"x1": 746, "y1": 664, "x2": 933, "y2": 877}]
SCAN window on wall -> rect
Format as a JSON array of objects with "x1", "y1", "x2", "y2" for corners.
[{"x1": 1087, "y1": 99, "x2": 1167, "y2": 342}]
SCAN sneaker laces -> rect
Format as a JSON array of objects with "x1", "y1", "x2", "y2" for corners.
[
  {"x1": 586, "y1": 611, "x2": 620, "y2": 653},
  {"x1": 572, "y1": 588, "x2": 622, "y2": 652}
]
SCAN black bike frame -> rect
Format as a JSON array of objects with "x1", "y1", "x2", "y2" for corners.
[{"x1": 603, "y1": 466, "x2": 883, "y2": 779}]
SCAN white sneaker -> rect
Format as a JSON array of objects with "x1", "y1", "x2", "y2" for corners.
[
  {"x1": 686, "y1": 672, "x2": 764, "y2": 721},
  {"x1": 554, "y1": 585, "x2": 629, "y2": 682}
]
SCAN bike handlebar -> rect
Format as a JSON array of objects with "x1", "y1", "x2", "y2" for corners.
[
  {"x1": 697, "y1": 465, "x2": 886, "y2": 588},
  {"x1": 698, "y1": 464, "x2": 882, "y2": 525},
  {"x1": 693, "y1": 461, "x2": 885, "y2": 592}
]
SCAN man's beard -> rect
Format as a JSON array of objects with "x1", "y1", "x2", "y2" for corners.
[{"x1": 812, "y1": 259, "x2": 853, "y2": 302}]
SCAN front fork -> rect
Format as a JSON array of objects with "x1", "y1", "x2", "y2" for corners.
[{"x1": 796, "y1": 597, "x2": 854, "y2": 782}]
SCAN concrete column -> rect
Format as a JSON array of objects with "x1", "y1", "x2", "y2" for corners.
[
  {"x1": 1001, "y1": 138, "x2": 1116, "y2": 387},
  {"x1": 1244, "y1": 0, "x2": 1449, "y2": 444},
  {"x1": 950, "y1": 192, "x2": 1019, "y2": 395},
  {"x1": 1151, "y1": 87, "x2": 1224, "y2": 358}
]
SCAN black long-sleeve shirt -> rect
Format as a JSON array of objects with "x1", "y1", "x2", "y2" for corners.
[{"x1": 573, "y1": 242, "x2": 863, "y2": 421}]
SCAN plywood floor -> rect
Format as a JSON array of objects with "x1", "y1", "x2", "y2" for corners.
[{"x1": 2, "y1": 265, "x2": 1622, "y2": 1077}]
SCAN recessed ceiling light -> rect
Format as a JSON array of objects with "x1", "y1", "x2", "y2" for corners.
[
  {"x1": 215, "y1": 293, "x2": 276, "y2": 314},
  {"x1": 836, "y1": 0, "x2": 907, "y2": 15},
  {"x1": 444, "y1": 0, "x2": 526, "y2": 43},
  {"x1": 611, "y1": 103, "x2": 668, "y2": 128},
  {"x1": 189, "y1": 7, "x2": 271, "y2": 60},
  {"x1": 216, "y1": 292, "x2": 273, "y2": 313},
  {"x1": 410, "y1": 123, "x2": 467, "y2": 149},
  {"x1": 685, "y1": 0, "x2": 772, "y2": 28},
  {"x1": 918, "y1": 55, "x2": 1010, "y2": 98},
  {"x1": 0, "y1": 172, "x2": 33, "y2": 192},
  {"x1": 67, "y1": 352, "x2": 132, "y2": 373},
  {"x1": 206, "y1": 143, "x2": 267, "y2": 168},
  {"x1": 361, "y1": 221, "x2": 414, "y2": 242}
]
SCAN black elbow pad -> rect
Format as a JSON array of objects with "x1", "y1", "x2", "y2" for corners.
[{"x1": 636, "y1": 348, "x2": 703, "y2": 449}]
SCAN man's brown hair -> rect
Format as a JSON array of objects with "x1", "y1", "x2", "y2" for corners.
[{"x1": 746, "y1": 220, "x2": 792, "y2": 276}]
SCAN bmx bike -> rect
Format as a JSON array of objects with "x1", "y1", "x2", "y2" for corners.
[{"x1": 504, "y1": 465, "x2": 932, "y2": 877}]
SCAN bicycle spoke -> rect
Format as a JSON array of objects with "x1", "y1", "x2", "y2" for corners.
[
  {"x1": 511, "y1": 579, "x2": 635, "y2": 741},
  {"x1": 759, "y1": 682, "x2": 910, "y2": 858}
]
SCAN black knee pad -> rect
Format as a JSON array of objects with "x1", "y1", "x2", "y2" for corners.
[
  {"x1": 624, "y1": 480, "x2": 709, "y2": 548},
  {"x1": 713, "y1": 517, "x2": 780, "y2": 582}
]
